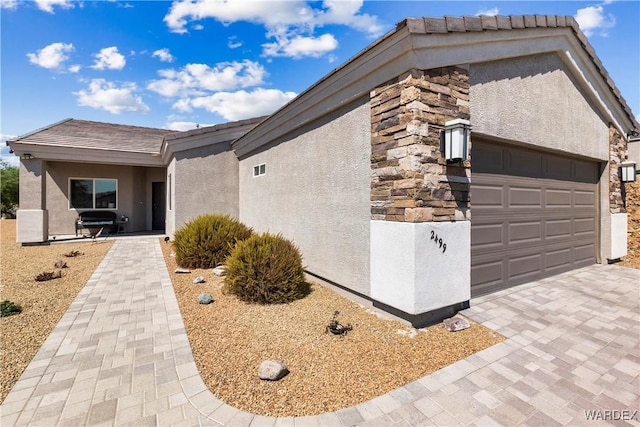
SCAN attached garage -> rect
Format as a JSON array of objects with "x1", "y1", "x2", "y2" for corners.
[{"x1": 471, "y1": 139, "x2": 600, "y2": 296}]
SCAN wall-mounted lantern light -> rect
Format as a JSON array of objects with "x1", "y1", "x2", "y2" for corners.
[
  {"x1": 620, "y1": 162, "x2": 637, "y2": 182},
  {"x1": 20, "y1": 153, "x2": 34, "y2": 160},
  {"x1": 441, "y1": 119, "x2": 470, "y2": 163}
]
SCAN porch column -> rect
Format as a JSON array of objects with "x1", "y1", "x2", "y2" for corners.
[
  {"x1": 369, "y1": 67, "x2": 471, "y2": 325},
  {"x1": 17, "y1": 159, "x2": 48, "y2": 243}
]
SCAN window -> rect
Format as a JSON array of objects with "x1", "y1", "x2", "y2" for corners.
[
  {"x1": 253, "y1": 163, "x2": 266, "y2": 177},
  {"x1": 70, "y1": 178, "x2": 117, "y2": 209}
]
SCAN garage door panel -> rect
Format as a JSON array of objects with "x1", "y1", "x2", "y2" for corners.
[
  {"x1": 546, "y1": 248, "x2": 572, "y2": 270},
  {"x1": 510, "y1": 187, "x2": 542, "y2": 207},
  {"x1": 473, "y1": 184, "x2": 503, "y2": 206},
  {"x1": 509, "y1": 254, "x2": 542, "y2": 281},
  {"x1": 574, "y1": 217, "x2": 596, "y2": 235},
  {"x1": 545, "y1": 219, "x2": 572, "y2": 239},
  {"x1": 471, "y1": 140, "x2": 598, "y2": 296},
  {"x1": 575, "y1": 243, "x2": 597, "y2": 263},
  {"x1": 471, "y1": 260, "x2": 504, "y2": 289},
  {"x1": 508, "y1": 221, "x2": 541, "y2": 244},
  {"x1": 471, "y1": 223, "x2": 504, "y2": 248},
  {"x1": 575, "y1": 190, "x2": 596, "y2": 206},
  {"x1": 546, "y1": 189, "x2": 572, "y2": 207}
]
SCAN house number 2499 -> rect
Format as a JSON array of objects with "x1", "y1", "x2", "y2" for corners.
[{"x1": 430, "y1": 230, "x2": 447, "y2": 253}]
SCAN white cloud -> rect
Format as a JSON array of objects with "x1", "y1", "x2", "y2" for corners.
[
  {"x1": 27, "y1": 42, "x2": 74, "y2": 70},
  {"x1": 68, "y1": 64, "x2": 81, "y2": 73},
  {"x1": 173, "y1": 88, "x2": 296, "y2": 121},
  {"x1": 476, "y1": 8, "x2": 499, "y2": 17},
  {"x1": 152, "y1": 48, "x2": 175, "y2": 63},
  {"x1": 34, "y1": 0, "x2": 74, "y2": 13},
  {"x1": 75, "y1": 79, "x2": 150, "y2": 114},
  {"x1": 91, "y1": 46, "x2": 126, "y2": 70},
  {"x1": 163, "y1": 0, "x2": 385, "y2": 58},
  {"x1": 575, "y1": 5, "x2": 616, "y2": 37},
  {"x1": 0, "y1": 0, "x2": 18, "y2": 10},
  {"x1": 147, "y1": 60, "x2": 267, "y2": 97},
  {"x1": 228, "y1": 36, "x2": 243, "y2": 49},
  {"x1": 262, "y1": 32, "x2": 338, "y2": 59}
]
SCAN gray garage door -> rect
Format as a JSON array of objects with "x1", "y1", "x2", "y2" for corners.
[{"x1": 471, "y1": 139, "x2": 599, "y2": 296}]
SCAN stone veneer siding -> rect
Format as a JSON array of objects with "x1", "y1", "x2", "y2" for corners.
[
  {"x1": 370, "y1": 67, "x2": 471, "y2": 223},
  {"x1": 609, "y1": 124, "x2": 627, "y2": 213}
]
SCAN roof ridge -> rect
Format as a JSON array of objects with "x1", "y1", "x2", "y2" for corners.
[{"x1": 68, "y1": 118, "x2": 176, "y2": 133}]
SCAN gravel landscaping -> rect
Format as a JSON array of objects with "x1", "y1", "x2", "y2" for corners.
[
  {"x1": 159, "y1": 241, "x2": 505, "y2": 417},
  {"x1": 0, "y1": 220, "x2": 113, "y2": 403}
]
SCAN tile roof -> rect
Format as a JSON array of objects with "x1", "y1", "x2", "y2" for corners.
[
  {"x1": 9, "y1": 118, "x2": 175, "y2": 153},
  {"x1": 399, "y1": 15, "x2": 637, "y2": 129},
  {"x1": 163, "y1": 116, "x2": 266, "y2": 141}
]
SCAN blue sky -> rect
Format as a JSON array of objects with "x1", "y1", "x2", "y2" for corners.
[{"x1": 1, "y1": 0, "x2": 639, "y2": 166}]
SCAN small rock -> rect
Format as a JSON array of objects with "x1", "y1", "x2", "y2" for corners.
[
  {"x1": 175, "y1": 267, "x2": 191, "y2": 274},
  {"x1": 170, "y1": 252, "x2": 176, "y2": 257},
  {"x1": 212, "y1": 266, "x2": 227, "y2": 277},
  {"x1": 258, "y1": 360, "x2": 289, "y2": 381},
  {"x1": 54, "y1": 260, "x2": 68, "y2": 269},
  {"x1": 443, "y1": 316, "x2": 470, "y2": 332},
  {"x1": 193, "y1": 276, "x2": 205, "y2": 284},
  {"x1": 198, "y1": 293, "x2": 213, "y2": 304}
]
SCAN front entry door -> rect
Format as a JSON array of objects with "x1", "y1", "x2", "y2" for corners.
[{"x1": 152, "y1": 182, "x2": 166, "y2": 231}]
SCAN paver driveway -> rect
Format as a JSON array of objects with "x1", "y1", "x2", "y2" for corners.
[{"x1": 1, "y1": 237, "x2": 638, "y2": 426}]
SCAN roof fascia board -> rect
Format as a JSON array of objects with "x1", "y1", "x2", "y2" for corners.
[
  {"x1": 9, "y1": 142, "x2": 165, "y2": 167},
  {"x1": 162, "y1": 124, "x2": 256, "y2": 163}
]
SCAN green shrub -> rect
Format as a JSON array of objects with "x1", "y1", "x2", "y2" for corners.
[
  {"x1": 223, "y1": 233, "x2": 309, "y2": 304},
  {"x1": 0, "y1": 300, "x2": 22, "y2": 317},
  {"x1": 173, "y1": 214, "x2": 253, "y2": 269}
]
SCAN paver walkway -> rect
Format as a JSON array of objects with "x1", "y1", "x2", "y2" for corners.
[{"x1": 1, "y1": 237, "x2": 638, "y2": 426}]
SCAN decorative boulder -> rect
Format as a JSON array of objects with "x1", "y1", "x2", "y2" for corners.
[
  {"x1": 258, "y1": 360, "x2": 289, "y2": 381},
  {"x1": 212, "y1": 266, "x2": 227, "y2": 277},
  {"x1": 198, "y1": 293, "x2": 213, "y2": 304},
  {"x1": 175, "y1": 267, "x2": 191, "y2": 274},
  {"x1": 443, "y1": 316, "x2": 470, "y2": 332},
  {"x1": 193, "y1": 276, "x2": 205, "y2": 284}
]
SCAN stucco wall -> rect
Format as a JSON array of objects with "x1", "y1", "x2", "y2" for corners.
[
  {"x1": 166, "y1": 159, "x2": 177, "y2": 236},
  {"x1": 628, "y1": 139, "x2": 640, "y2": 165},
  {"x1": 45, "y1": 162, "x2": 163, "y2": 235},
  {"x1": 470, "y1": 52, "x2": 610, "y2": 161},
  {"x1": 238, "y1": 99, "x2": 372, "y2": 296},
  {"x1": 173, "y1": 142, "x2": 239, "y2": 233}
]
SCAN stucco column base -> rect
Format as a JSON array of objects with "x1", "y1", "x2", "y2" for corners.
[
  {"x1": 370, "y1": 220, "x2": 470, "y2": 322},
  {"x1": 608, "y1": 213, "x2": 628, "y2": 260},
  {"x1": 17, "y1": 210, "x2": 48, "y2": 243}
]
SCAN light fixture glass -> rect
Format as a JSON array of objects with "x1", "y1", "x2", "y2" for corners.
[
  {"x1": 442, "y1": 119, "x2": 470, "y2": 162},
  {"x1": 620, "y1": 162, "x2": 636, "y2": 182}
]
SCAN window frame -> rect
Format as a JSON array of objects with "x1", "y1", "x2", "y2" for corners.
[
  {"x1": 253, "y1": 163, "x2": 266, "y2": 177},
  {"x1": 69, "y1": 177, "x2": 118, "y2": 210}
]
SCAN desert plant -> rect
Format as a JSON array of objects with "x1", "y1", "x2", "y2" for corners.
[
  {"x1": 173, "y1": 214, "x2": 253, "y2": 269},
  {"x1": 325, "y1": 310, "x2": 353, "y2": 336},
  {"x1": 223, "y1": 233, "x2": 308, "y2": 304},
  {"x1": 0, "y1": 300, "x2": 22, "y2": 317},
  {"x1": 64, "y1": 250, "x2": 83, "y2": 257},
  {"x1": 35, "y1": 271, "x2": 62, "y2": 282}
]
